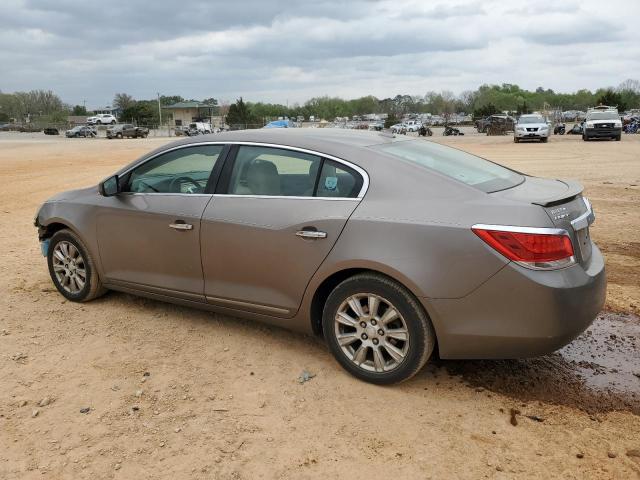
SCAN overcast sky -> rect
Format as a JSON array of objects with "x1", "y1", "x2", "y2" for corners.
[{"x1": 1, "y1": 0, "x2": 638, "y2": 108}]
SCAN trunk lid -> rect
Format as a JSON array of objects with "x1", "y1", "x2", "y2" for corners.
[{"x1": 492, "y1": 176, "x2": 594, "y2": 264}]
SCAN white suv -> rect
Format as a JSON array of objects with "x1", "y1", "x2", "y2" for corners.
[
  {"x1": 514, "y1": 114, "x2": 550, "y2": 143},
  {"x1": 87, "y1": 114, "x2": 117, "y2": 125},
  {"x1": 583, "y1": 106, "x2": 622, "y2": 141}
]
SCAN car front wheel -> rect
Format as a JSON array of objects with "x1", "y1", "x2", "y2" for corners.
[
  {"x1": 47, "y1": 229, "x2": 106, "y2": 302},
  {"x1": 322, "y1": 273, "x2": 436, "y2": 384}
]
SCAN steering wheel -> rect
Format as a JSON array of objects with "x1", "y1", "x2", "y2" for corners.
[{"x1": 169, "y1": 176, "x2": 202, "y2": 194}]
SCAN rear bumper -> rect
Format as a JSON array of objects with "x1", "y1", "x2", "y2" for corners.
[
  {"x1": 585, "y1": 127, "x2": 621, "y2": 138},
  {"x1": 424, "y1": 243, "x2": 606, "y2": 359}
]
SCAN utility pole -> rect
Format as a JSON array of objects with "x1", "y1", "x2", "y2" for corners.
[{"x1": 157, "y1": 92, "x2": 162, "y2": 126}]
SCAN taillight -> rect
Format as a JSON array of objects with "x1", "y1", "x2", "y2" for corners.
[{"x1": 472, "y1": 225, "x2": 575, "y2": 270}]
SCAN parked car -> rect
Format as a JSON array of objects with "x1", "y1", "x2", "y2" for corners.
[
  {"x1": 34, "y1": 130, "x2": 605, "y2": 384},
  {"x1": 65, "y1": 126, "x2": 97, "y2": 138},
  {"x1": 583, "y1": 106, "x2": 622, "y2": 141},
  {"x1": 404, "y1": 120, "x2": 422, "y2": 132},
  {"x1": 87, "y1": 114, "x2": 117, "y2": 125},
  {"x1": 107, "y1": 124, "x2": 149, "y2": 139},
  {"x1": 514, "y1": 114, "x2": 550, "y2": 143},
  {"x1": 476, "y1": 115, "x2": 514, "y2": 133},
  {"x1": 390, "y1": 123, "x2": 407, "y2": 134},
  {"x1": 186, "y1": 122, "x2": 212, "y2": 135}
]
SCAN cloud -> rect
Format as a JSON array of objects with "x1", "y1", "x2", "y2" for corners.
[{"x1": 0, "y1": 0, "x2": 638, "y2": 106}]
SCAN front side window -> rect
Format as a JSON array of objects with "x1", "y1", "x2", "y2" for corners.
[
  {"x1": 125, "y1": 145, "x2": 223, "y2": 194},
  {"x1": 372, "y1": 140, "x2": 523, "y2": 193},
  {"x1": 228, "y1": 146, "x2": 322, "y2": 197}
]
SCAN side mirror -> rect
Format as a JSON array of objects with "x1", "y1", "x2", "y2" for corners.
[{"x1": 100, "y1": 175, "x2": 120, "y2": 196}]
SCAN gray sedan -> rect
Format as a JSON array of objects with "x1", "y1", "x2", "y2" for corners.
[{"x1": 34, "y1": 129, "x2": 606, "y2": 384}]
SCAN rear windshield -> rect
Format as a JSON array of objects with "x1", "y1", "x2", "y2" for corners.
[
  {"x1": 586, "y1": 111, "x2": 619, "y2": 120},
  {"x1": 371, "y1": 141, "x2": 524, "y2": 193}
]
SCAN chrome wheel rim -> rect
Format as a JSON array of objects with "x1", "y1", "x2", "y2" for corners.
[
  {"x1": 52, "y1": 241, "x2": 87, "y2": 294},
  {"x1": 334, "y1": 293, "x2": 409, "y2": 373}
]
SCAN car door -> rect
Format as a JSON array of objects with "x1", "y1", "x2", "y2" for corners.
[
  {"x1": 201, "y1": 144, "x2": 367, "y2": 317},
  {"x1": 96, "y1": 143, "x2": 226, "y2": 301}
]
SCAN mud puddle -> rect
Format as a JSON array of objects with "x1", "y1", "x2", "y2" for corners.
[{"x1": 442, "y1": 312, "x2": 640, "y2": 415}]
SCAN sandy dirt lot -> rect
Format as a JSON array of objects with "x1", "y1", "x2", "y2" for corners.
[{"x1": 1, "y1": 131, "x2": 639, "y2": 479}]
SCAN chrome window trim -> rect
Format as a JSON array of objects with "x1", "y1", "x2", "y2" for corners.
[
  {"x1": 117, "y1": 141, "x2": 370, "y2": 199},
  {"x1": 212, "y1": 194, "x2": 359, "y2": 202},
  {"x1": 471, "y1": 223, "x2": 576, "y2": 271}
]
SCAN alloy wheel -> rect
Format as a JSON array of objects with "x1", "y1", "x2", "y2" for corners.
[
  {"x1": 334, "y1": 293, "x2": 410, "y2": 373},
  {"x1": 51, "y1": 241, "x2": 87, "y2": 294}
]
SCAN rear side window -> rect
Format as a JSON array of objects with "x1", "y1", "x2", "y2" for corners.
[
  {"x1": 317, "y1": 159, "x2": 363, "y2": 198},
  {"x1": 372, "y1": 141, "x2": 523, "y2": 193},
  {"x1": 228, "y1": 146, "x2": 321, "y2": 197},
  {"x1": 226, "y1": 145, "x2": 363, "y2": 198}
]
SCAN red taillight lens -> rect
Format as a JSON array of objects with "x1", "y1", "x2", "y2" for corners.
[{"x1": 472, "y1": 227, "x2": 574, "y2": 265}]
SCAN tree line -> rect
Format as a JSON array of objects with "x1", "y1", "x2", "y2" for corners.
[{"x1": 1, "y1": 79, "x2": 639, "y2": 125}]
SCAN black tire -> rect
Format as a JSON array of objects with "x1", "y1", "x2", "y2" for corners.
[
  {"x1": 615, "y1": 135, "x2": 621, "y2": 141},
  {"x1": 47, "y1": 229, "x2": 107, "y2": 302},
  {"x1": 541, "y1": 137, "x2": 548, "y2": 143},
  {"x1": 514, "y1": 137, "x2": 519, "y2": 143},
  {"x1": 111, "y1": 120, "x2": 116, "y2": 125},
  {"x1": 582, "y1": 134, "x2": 588, "y2": 141},
  {"x1": 322, "y1": 273, "x2": 436, "y2": 385},
  {"x1": 116, "y1": 133, "x2": 122, "y2": 139}
]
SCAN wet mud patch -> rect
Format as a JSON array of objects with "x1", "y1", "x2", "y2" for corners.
[{"x1": 442, "y1": 312, "x2": 640, "y2": 415}]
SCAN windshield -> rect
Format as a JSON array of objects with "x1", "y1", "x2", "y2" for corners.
[
  {"x1": 587, "y1": 111, "x2": 619, "y2": 121},
  {"x1": 518, "y1": 116, "x2": 544, "y2": 124},
  {"x1": 371, "y1": 141, "x2": 523, "y2": 193}
]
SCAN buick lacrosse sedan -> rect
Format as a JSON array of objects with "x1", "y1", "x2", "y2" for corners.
[{"x1": 35, "y1": 129, "x2": 606, "y2": 384}]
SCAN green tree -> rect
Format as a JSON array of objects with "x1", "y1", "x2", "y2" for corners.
[
  {"x1": 72, "y1": 105, "x2": 87, "y2": 116},
  {"x1": 384, "y1": 113, "x2": 398, "y2": 128},
  {"x1": 113, "y1": 93, "x2": 136, "y2": 111},
  {"x1": 596, "y1": 89, "x2": 627, "y2": 111},
  {"x1": 226, "y1": 97, "x2": 259, "y2": 128}
]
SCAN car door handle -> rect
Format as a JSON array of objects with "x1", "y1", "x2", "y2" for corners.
[
  {"x1": 169, "y1": 222, "x2": 193, "y2": 231},
  {"x1": 295, "y1": 230, "x2": 327, "y2": 239}
]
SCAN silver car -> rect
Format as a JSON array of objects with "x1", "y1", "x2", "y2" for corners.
[
  {"x1": 35, "y1": 129, "x2": 606, "y2": 384},
  {"x1": 514, "y1": 114, "x2": 551, "y2": 142}
]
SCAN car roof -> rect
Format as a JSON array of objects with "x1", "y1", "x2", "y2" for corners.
[{"x1": 117, "y1": 129, "x2": 415, "y2": 176}]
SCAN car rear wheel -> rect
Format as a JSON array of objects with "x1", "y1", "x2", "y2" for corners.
[
  {"x1": 47, "y1": 229, "x2": 106, "y2": 302},
  {"x1": 322, "y1": 273, "x2": 436, "y2": 384}
]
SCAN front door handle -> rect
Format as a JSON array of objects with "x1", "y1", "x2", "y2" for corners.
[
  {"x1": 169, "y1": 222, "x2": 193, "y2": 231},
  {"x1": 295, "y1": 230, "x2": 327, "y2": 239}
]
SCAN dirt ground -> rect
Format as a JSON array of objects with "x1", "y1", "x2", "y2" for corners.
[{"x1": 1, "y1": 130, "x2": 639, "y2": 479}]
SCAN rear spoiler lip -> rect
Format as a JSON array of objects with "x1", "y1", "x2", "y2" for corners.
[{"x1": 531, "y1": 179, "x2": 584, "y2": 207}]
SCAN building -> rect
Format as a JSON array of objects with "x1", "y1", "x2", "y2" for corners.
[{"x1": 162, "y1": 101, "x2": 218, "y2": 127}]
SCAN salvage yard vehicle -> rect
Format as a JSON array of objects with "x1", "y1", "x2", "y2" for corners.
[
  {"x1": 65, "y1": 126, "x2": 96, "y2": 138},
  {"x1": 107, "y1": 124, "x2": 149, "y2": 139},
  {"x1": 34, "y1": 129, "x2": 605, "y2": 384},
  {"x1": 514, "y1": 114, "x2": 550, "y2": 143},
  {"x1": 476, "y1": 115, "x2": 514, "y2": 133},
  {"x1": 583, "y1": 106, "x2": 622, "y2": 141},
  {"x1": 443, "y1": 125, "x2": 463, "y2": 136},
  {"x1": 87, "y1": 113, "x2": 117, "y2": 125}
]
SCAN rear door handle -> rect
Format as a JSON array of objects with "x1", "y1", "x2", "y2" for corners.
[
  {"x1": 295, "y1": 230, "x2": 327, "y2": 239},
  {"x1": 169, "y1": 222, "x2": 193, "y2": 231}
]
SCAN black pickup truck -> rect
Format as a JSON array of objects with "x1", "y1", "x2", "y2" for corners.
[{"x1": 106, "y1": 124, "x2": 149, "y2": 139}]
